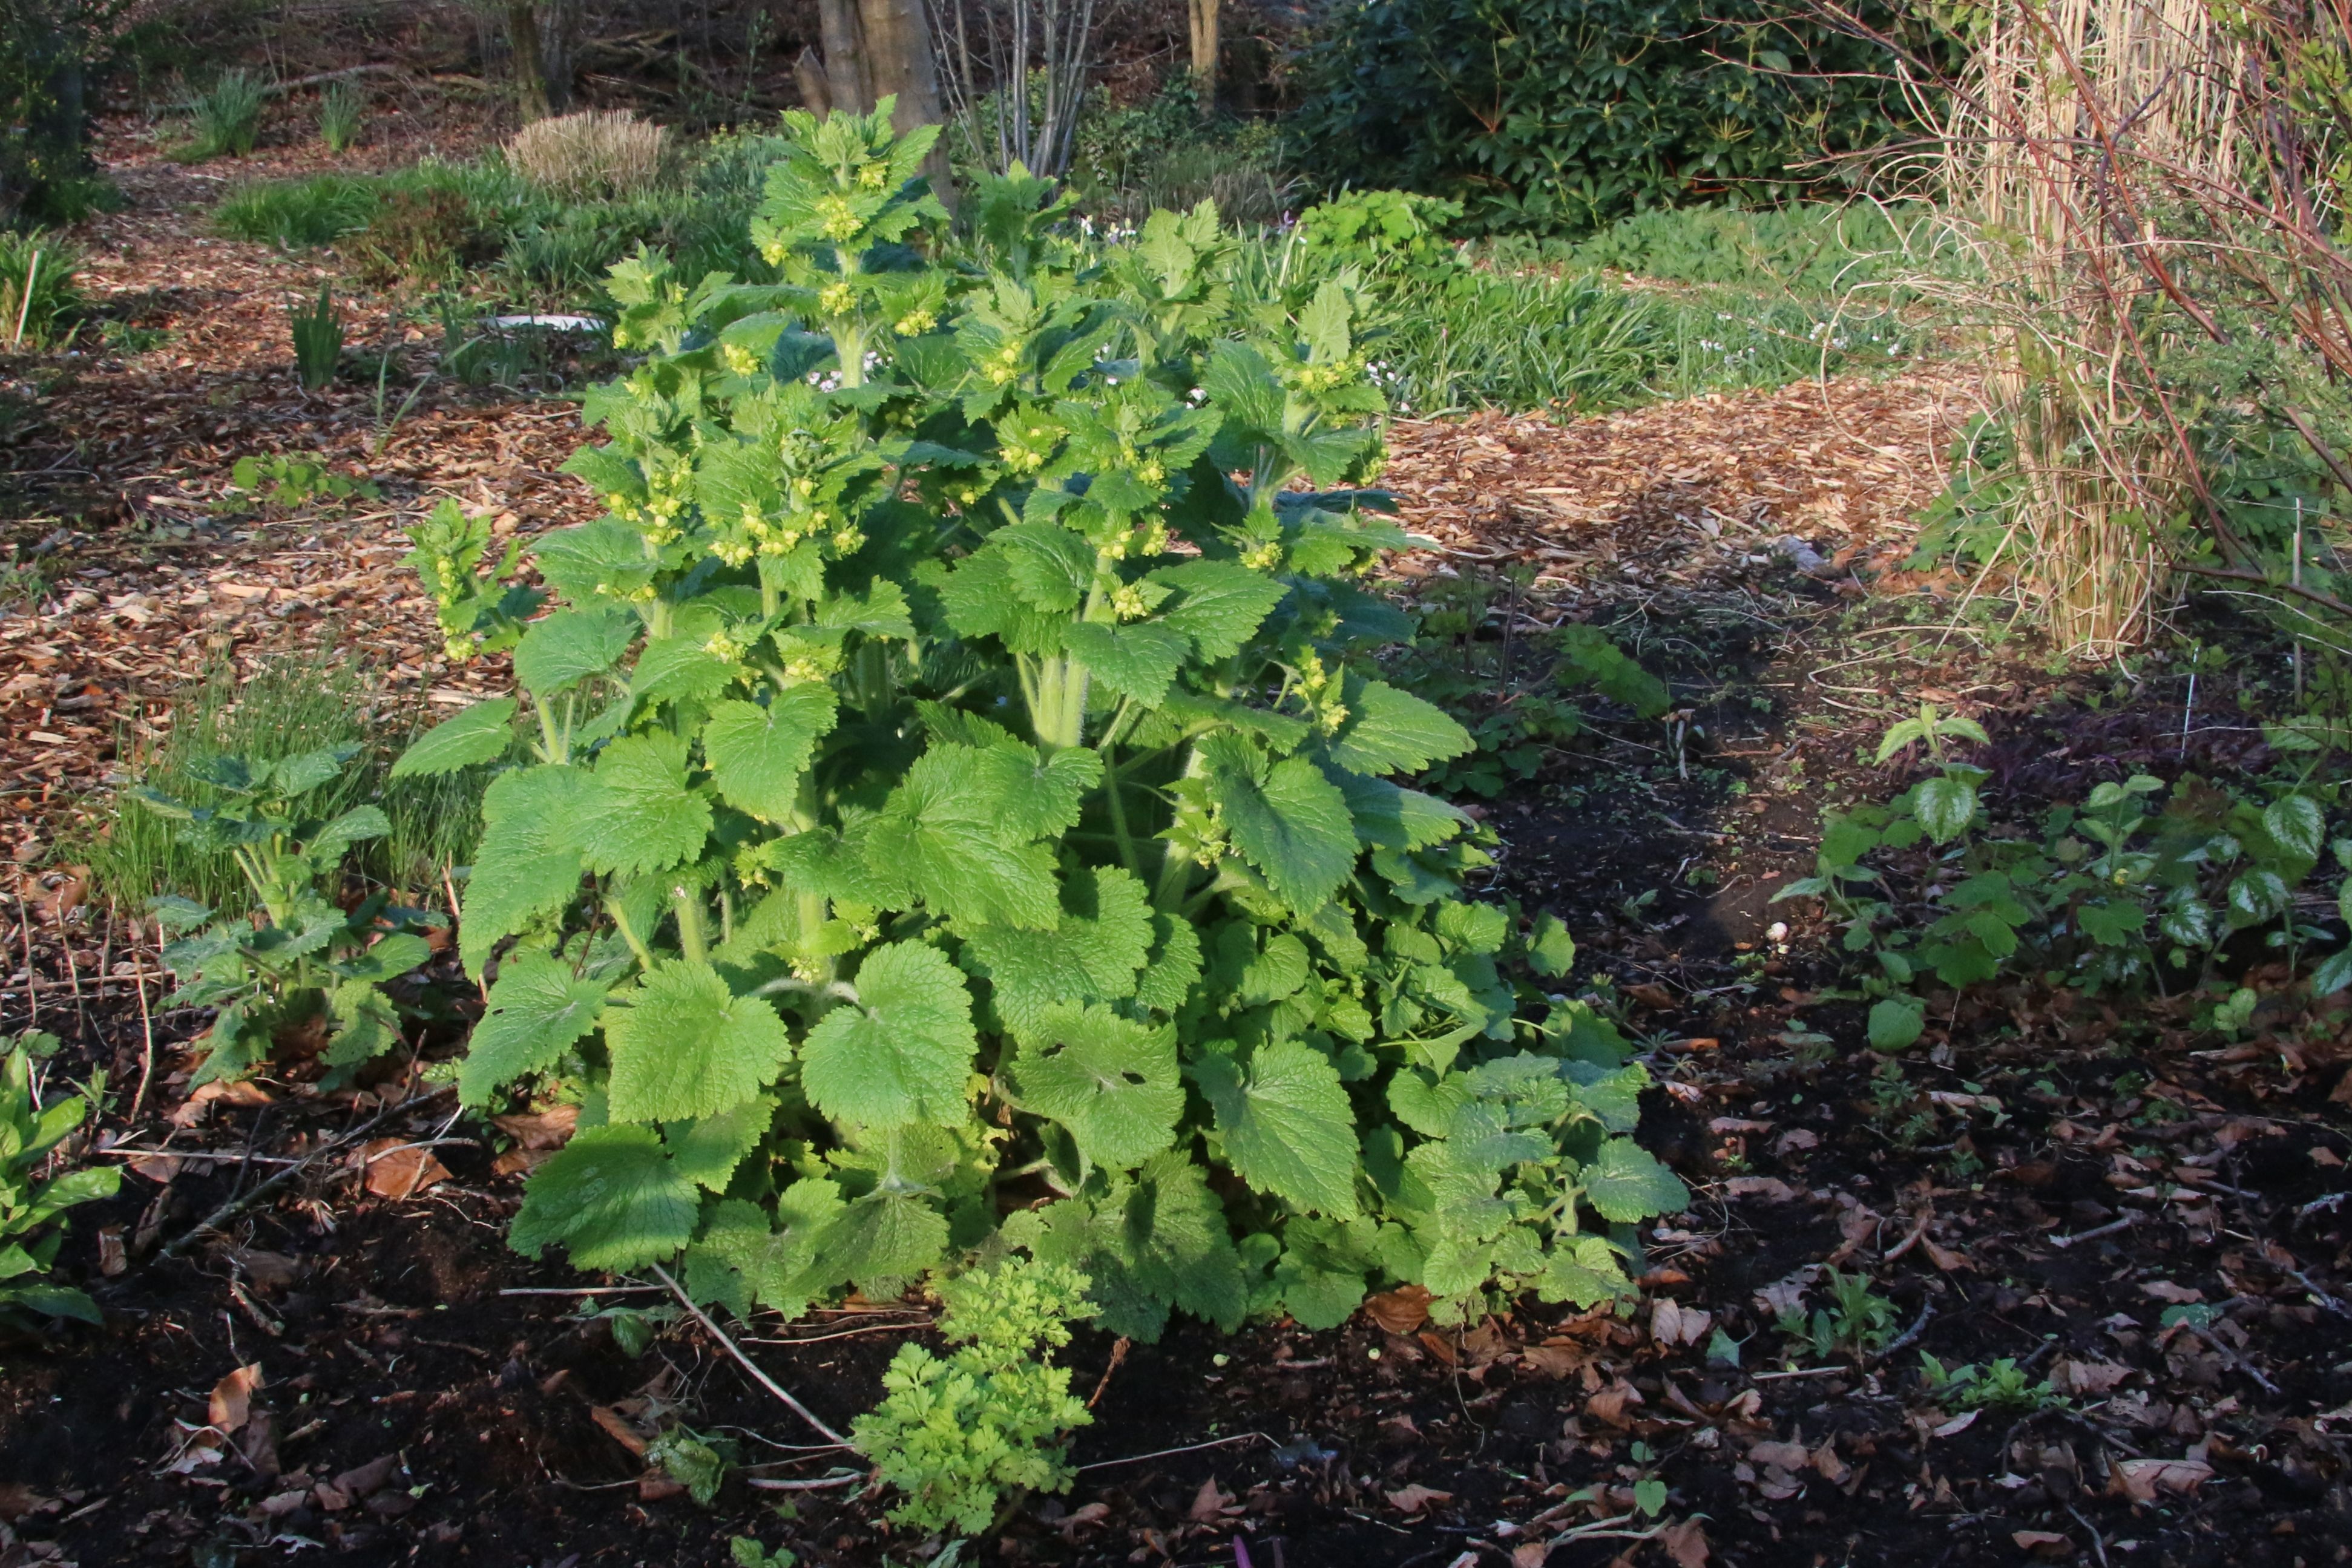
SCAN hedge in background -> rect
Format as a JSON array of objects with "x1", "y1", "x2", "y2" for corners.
[{"x1": 1292, "y1": 0, "x2": 1934, "y2": 234}]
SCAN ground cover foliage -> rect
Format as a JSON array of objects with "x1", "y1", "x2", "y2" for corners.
[{"x1": 396, "y1": 106, "x2": 1689, "y2": 1379}]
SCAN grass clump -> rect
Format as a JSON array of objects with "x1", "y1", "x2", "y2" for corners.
[
  {"x1": 0, "y1": 231, "x2": 80, "y2": 352},
  {"x1": 82, "y1": 654, "x2": 491, "y2": 914},
  {"x1": 214, "y1": 175, "x2": 380, "y2": 248},
  {"x1": 505, "y1": 110, "x2": 670, "y2": 202},
  {"x1": 318, "y1": 81, "x2": 366, "y2": 154},
  {"x1": 180, "y1": 68, "x2": 266, "y2": 160}
]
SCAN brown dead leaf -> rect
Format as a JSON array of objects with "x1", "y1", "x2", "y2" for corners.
[
  {"x1": 1187, "y1": 1477, "x2": 1235, "y2": 1521},
  {"x1": 168, "y1": 1078, "x2": 272, "y2": 1128},
  {"x1": 2051, "y1": 1358, "x2": 2132, "y2": 1397},
  {"x1": 1512, "y1": 1544, "x2": 1549, "y2": 1568},
  {"x1": 1810, "y1": 1441, "x2": 1848, "y2": 1484},
  {"x1": 2012, "y1": 1530, "x2": 2072, "y2": 1556},
  {"x1": 1775, "y1": 1127, "x2": 1819, "y2": 1153},
  {"x1": 1585, "y1": 1379, "x2": 1644, "y2": 1428},
  {"x1": 1660, "y1": 1518, "x2": 1711, "y2": 1568},
  {"x1": 1521, "y1": 1343, "x2": 1589, "y2": 1380},
  {"x1": 1055, "y1": 1501, "x2": 1110, "y2": 1537},
  {"x1": 493, "y1": 1105, "x2": 579, "y2": 1149},
  {"x1": 332, "y1": 1455, "x2": 400, "y2": 1498},
  {"x1": 1385, "y1": 1483, "x2": 1453, "y2": 1515},
  {"x1": 358, "y1": 1138, "x2": 451, "y2": 1199},
  {"x1": 209, "y1": 1362, "x2": 263, "y2": 1435},
  {"x1": 1417, "y1": 1330, "x2": 1460, "y2": 1366},
  {"x1": 1921, "y1": 1238, "x2": 1971, "y2": 1273},
  {"x1": 0, "y1": 1484, "x2": 54, "y2": 1522},
  {"x1": 127, "y1": 1152, "x2": 182, "y2": 1183},
  {"x1": 1363, "y1": 1283, "x2": 1431, "y2": 1334},
  {"x1": 1749, "y1": 1440, "x2": 1810, "y2": 1471},
  {"x1": 1723, "y1": 1175, "x2": 1801, "y2": 1202},
  {"x1": 2141, "y1": 1279, "x2": 2204, "y2": 1304},
  {"x1": 590, "y1": 1405, "x2": 649, "y2": 1457},
  {"x1": 1707, "y1": 1117, "x2": 1773, "y2": 1135},
  {"x1": 96, "y1": 1225, "x2": 126, "y2": 1276},
  {"x1": 2114, "y1": 1457, "x2": 2214, "y2": 1501},
  {"x1": 1651, "y1": 1297, "x2": 1712, "y2": 1347},
  {"x1": 637, "y1": 1470, "x2": 687, "y2": 1502}
]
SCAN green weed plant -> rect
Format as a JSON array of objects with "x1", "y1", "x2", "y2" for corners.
[{"x1": 399, "y1": 105, "x2": 1688, "y2": 1345}]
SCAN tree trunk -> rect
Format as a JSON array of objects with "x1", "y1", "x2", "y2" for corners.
[
  {"x1": 536, "y1": 0, "x2": 580, "y2": 116},
  {"x1": 507, "y1": 1, "x2": 551, "y2": 120},
  {"x1": 857, "y1": 0, "x2": 954, "y2": 207},
  {"x1": 817, "y1": 0, "x2": 874, "y2": 115},
  {"x1": 1187, "y1": 0, "x2": 1220, "y2": 116},
  {"x1": 793, "y1": 45, "x2": 834, "y2": 115}
]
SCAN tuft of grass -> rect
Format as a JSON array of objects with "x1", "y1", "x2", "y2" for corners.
[
  {"x1": 288, "y1": 282, "x2": 344, "y2": 390},
  {"x1": 318, "y1": 81, "x2": 366, "y2": 154},
  {"x1": 0, "y1": 231, "x2": 81, "y2": 352},
  {"x1": 506, "y1": 110, "x2": 671, "y2": 202},
  {"x1": 214, "y1": 175, "x2": 380, "y2": 248},
  {"x1": 182, "y1": 68, "x2": 266, "y2": 161},
  {"x1": 79, "y1": 654, "x2": 492, "y2": 913}
]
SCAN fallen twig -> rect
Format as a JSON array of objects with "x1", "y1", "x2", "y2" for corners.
[
  {"x1": 649, "y1": 1262, "x2": 849, "y2": 1447},
  {"x1": 159, "y1": 1087, "x2": 453, "y2": 1258},
  {"x1": 744, "y1": 1469, "x2": 864, "y2": 1491},
  {"x1": 1076, "y1": 1431, "x2": 1275, "y2": 1471},
  {"x1": 2049, "y1": 1212, "x2": 2139, "y2": 1249}
]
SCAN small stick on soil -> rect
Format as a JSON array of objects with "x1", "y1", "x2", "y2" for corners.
[
  {"x1": 497, "y1": 1284, "x2": 669, "y2": 1297},
  {"x1": 159, "y1": 1087, "x2": 452, "y2": 1258},
  {"x1": 2049, "y1": 1212, "x2": 2138, "y2": 1249},
  {"x1": 1749, "y1": 1365, "x2": 1845, "y2": 1381},
  {"x1": 128, "y1": 940, "x2": 159, "y2": 1123},
  {"x1": 744, "y1": 1471, "x2": 864, "y2": 1491},
  {"x1": 1077, "y1": 1431, "x2": 1275, "y2": 1471},
  {"x1": 649, "y1": 1262, "x2": 849, "y2": 1448},
  {"x1": 17, "y1": 886, "x2": 36, "y2": 1028},
  {"x1": 1086, "y1": 1335, "x2": 1130, "y2": 1410},
  {"x1": 1876, "y1": 1299, "x2": 1935, "y2": 1362}
]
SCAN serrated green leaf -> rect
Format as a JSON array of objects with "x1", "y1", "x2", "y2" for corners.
[
  {"x1": 511, "y1": 1123, "x2": 698, "y2": 1271},
  {"x1": 668, "y1": 1097, "x2": 775, "y2": 1190},
  {"x1": 1195, "y1": 1040, "x2": 1359, "y2": 1216},
  {"x1": 515, "y1": 608, "x2": 639, "y2": 695},
  {"x1": 606, "y1": 960, "x2": 792, "y2": 1123},
  {"x1": 2265, "y1": 793, "x2": 2325, "y2": 862},
  {"x1": 1134, "y1": 914, "x2": 1203, "y2": 1014},
  {"x1": 1324, "y1": 676, "x2": 1473, "y2": 777},
  {"x1": 703, "y1": 686, "x2": 839, "y2": 821},
  {"x1": 392, "y1": 700, "x2": 516, "y2": 778},
  {"x1": 577, "y1": 733, "x2": 712, "y2": 876},
  {"x1": 1063, "y1": 620, "x2": 1189, "y2": 706},
  {"x1": 863, "y1": 747, "x2": 1062, "y2": 928},
  {"x1": 1011, "y1": 1004, "x2": 1181, "y2": 1170},
  {"x1": 964, "y1": 866, "x2": 1153, "y2": 1039},
  {"x1": 827, "y1": 1189, "x2": 951, "y2": 1293},
  {"x1": 630, "y1": 634, "x2": 738, "y2": 709},
  {"x1": 1866, "y1": 996, "x2": 1925, "y2": 1053},
  {"x1": 461, "y1": 765, "x2": 594, "y2": 976},
  {"x1": 1913, "y1": 773, "x2": 1977, "y2": 844},
  {"x1": 461, "y1": 953, "x2": 611, "y2": 1106},
  {"x1": 1526, "y1": 911, "x2": 1576, "y2": 979},
  {"x1": 801, "y1": 941, "x2": 977, "y2": 1129},
  {"x1": 1151, "y1": 560, "x2": 1288, "y2": 658},
  {"x1": 685, "y1": 1185, "x2": 846, "y2": 1318},
  {"x1": 1580, "y1": 1138, "x2": 1688, "y2": 1223},
  {"x1": 1201, "y1": 733, "x2": 1359, "y2": 914}
]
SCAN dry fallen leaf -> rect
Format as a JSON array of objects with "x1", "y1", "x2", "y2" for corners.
[
  {"x1": 2141, "y1": 1279, "x2": 2204, "y2": 1304},
  {"x1": 2012, "y1": 1530, "x2": 2071, "y2": 1555},
  {"x1": 1660, "y1": 1518, "x2": 1711, "y2": 1568},
  {"x1": 1749, "y1": 1440, "x2": 1809, "y2": 1471},
  {"x1": 1521, "y1": 1343, "x2": 1589, "y2": 1380},
  {"x1": 493, "y1": 1105, "x2": 579, "y2": 1149},
  {"x1": 168, "y1": 1078, "x2": 273, "y2": 1128},
  {"x1": 590, "y1": 1405, "x2": 649, "y2": 1457},
  {"x1": 1811, "y1": 1441, "x2": 1848, "y2": 1484},
  {"x1": 209, "y1": 1362, "x2": 263, "y2": 1435},
  {"x1": 1585, "y1": 1379, "x2": 1644, "y2": 1428},
  {"x1": 1930, "y1": 1409, "x2": 1980, "y2": 1437},
  {"x1": 1363, "y1": 1284, "x2": 1431, "y2": 1334},
  {"x1": 1513, "y1": 1543, "x2": 1549, "y2": 1568},
  {"x1": 1921, "y1": 1238, "x2": 1971, "y2": 1273},
  {"x1": 1385, "y1": 1483, "x2": 1453, "y2": 1515},
  {"x1": 2114, "y1": 1457, "x2": 2214, "y2": 1501},
  {"x1": 1724, "y1": 1175, "x2": 1801, "y2": 1203},
  {"x1": 2051, "y1": 1358, "x2": 2132, "y2": 1397},
  {"x1": 1187, "y1": 1477, "x2": 1235, "y2": 1522},
  {"x1": 358, "y1": 1138, "x2": 452, "y2": 1198},
  {"x1": 1055, "y1": 1501, "x2": 1109, "y2": 1537},
  {"x1": 1651, "y1": 1297, "x2": 1712, "y2": 1347}
]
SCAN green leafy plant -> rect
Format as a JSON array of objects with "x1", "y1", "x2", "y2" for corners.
[
  {"x1": 1776, "y1": 709, "x2": 2350, "y2": 1040},
  {"x1": 1, "y1": 1031, "x2": 120, "y2": 1328},
  {"x1": 182, "y1": 68, "x2": 265, "y2": 161},
  {"x1": 224, "y1": 453, "x2": 380, "y2": 511},
  {"x1": 852, "y1": 1256, "x2": 1093, "y2": 1532},
  {"x1": 317, "y1": 80, "x2": 365, "y2": 154},
  {"x1": 729, "y1": 1536, "x2": 798, "y2": 1567},
  {"x1": 145, "y1": 747, "x2": 441, "y2": 1085},
  {"x1": 405, "y1": 105, "x2": 1687, "y2": 1347},
  {"x1": 1920, "y1": 1351, "x2": 2064, "y2": 1411},
  {"x1": 1294, "y1": 189, "x2": 1464, "y2": 276},
  {"x1": 1780, "y1": 1267, "x2": 1897, "y2": 1357},
  {"x1": 289, "y1": 282, "x2": 344, "y2": 391}
]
